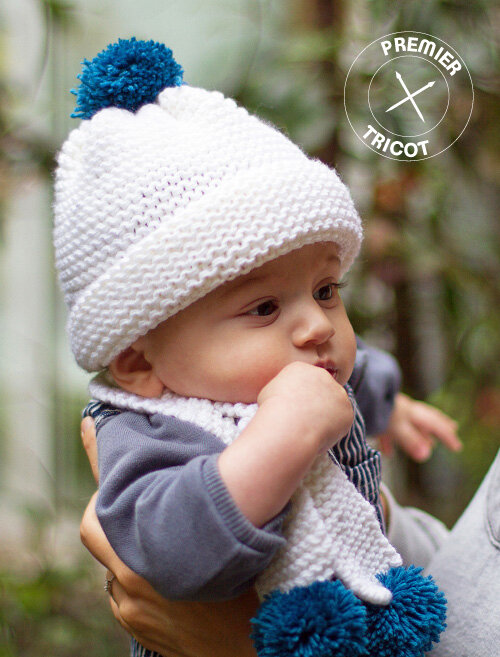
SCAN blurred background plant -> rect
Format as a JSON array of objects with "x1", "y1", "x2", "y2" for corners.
[{"x1": 0, "y1": 0, "x2": 498, "y2": 654}]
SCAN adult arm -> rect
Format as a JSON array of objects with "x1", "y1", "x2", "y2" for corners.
[
  {"x1": 81, "y1": 493, "x2": 259, "y2": 657},
  {"x1": 81, "y1": 416, "x2": 258, "y2": 656},
  {"x1": 381, "y1": 484, "x2": 449, "y2": 568},
  {"x1": 426, "y1": 450, "x2": 500, "y2": 656}
]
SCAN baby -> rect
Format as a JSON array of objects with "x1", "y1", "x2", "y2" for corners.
[{"x1": 54, "y1": 38, "x2": 446, "y2": 657}]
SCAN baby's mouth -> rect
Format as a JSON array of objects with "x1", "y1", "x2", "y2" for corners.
[{"x1": 315, "y1": 361, "x2": 338, "y2": 380}]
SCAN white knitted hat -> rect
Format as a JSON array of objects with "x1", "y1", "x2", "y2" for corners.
[{"x1": 54, "y1": 39, "x2": 362, "y2": 372}]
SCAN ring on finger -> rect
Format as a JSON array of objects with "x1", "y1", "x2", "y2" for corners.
[{"x1": 104, "y1": 571, "x2": 116, "y2": 595}]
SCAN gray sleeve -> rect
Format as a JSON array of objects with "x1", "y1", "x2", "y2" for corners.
[
  {"x1": 382, "y1": 484, "x2": 449, "y2": 569},
  {"x1": 350, "y1": 336, "x2": 402, "y2": 436},
  {"x1": 425, "y1": 451, "x2": 500, "y2": 656},
  {"x1": 96, "y1": 412, "x2": 287, "y2": 601}
]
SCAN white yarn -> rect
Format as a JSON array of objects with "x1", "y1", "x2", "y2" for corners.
[
  {"x1": 89, "y1": 376, "x2": 402, "y2": 605},
  {"x1": 54, "y1": 85, "x2": 363, "y2": 372}
]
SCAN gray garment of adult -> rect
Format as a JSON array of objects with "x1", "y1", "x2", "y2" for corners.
[
  {"x1": 385, "y1": 450, "x2": 500, "y2": 656},
  {"x1": 425, "y1": 449, "x2": 500, "y2": 657}
]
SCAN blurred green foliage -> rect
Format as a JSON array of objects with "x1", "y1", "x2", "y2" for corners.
[
  {"x1": 0, "y1": 0, "x2": 498, "y2": 653},
  {"x1": 0, "y1": 564, "x2": 129, "y2": 656}
]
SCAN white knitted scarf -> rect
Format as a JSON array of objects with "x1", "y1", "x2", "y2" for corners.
[{"x1": 90, "y1": 376, "x2": 402, "y2": 606}]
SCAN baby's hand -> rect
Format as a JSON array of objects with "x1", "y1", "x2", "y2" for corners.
[
  {"x1": 219, "y1": 362, "x2": 354, "y2": 527},
  {"x1": 377, "y1": 392, "x2": 462, "y2": 462},
  {"x1": 257, "y1": 361, "x2": 354, "y2": 453}
]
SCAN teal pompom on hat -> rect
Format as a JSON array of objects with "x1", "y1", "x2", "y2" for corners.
[{"x1": 71, "y1": 37, "x2": 183, "y2": 119}]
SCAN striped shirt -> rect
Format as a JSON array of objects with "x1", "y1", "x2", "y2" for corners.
[{"x1": 330, "y1": 385, "x2": 384, "y2": 530}]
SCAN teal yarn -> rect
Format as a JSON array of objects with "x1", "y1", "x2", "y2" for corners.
[
  {"x1": 363, "y1": 566, "x2": 447, "y2": 657},
  {"x1": 71, "y1": 37, "x2": 183, "y2": 119},
  {"x1": 251, "y1": 580, "x2": 367, "y2": 657},
  {"x1": 250, "y1": 568, "x2": 446, "y2": 657}
]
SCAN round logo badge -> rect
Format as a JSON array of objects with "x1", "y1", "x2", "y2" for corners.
[{"x1": 344, "y1": 31, "x2": 474, "y2": 161}]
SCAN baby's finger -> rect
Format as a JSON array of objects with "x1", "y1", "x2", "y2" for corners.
[
  {"x1": 81, "y1": 416, "x2": 99, "y2": 483},
  {"x1": 395, "y1": 422, "x2": 434, "y2": 462},
  {"x1": 411, "y1": 404, "x2": 462, "y2": 452}
]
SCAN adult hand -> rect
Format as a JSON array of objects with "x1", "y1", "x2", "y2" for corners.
[
  {"x1": 377, "y1": 393, "x2": 462, "y2": 462},
  {"x1": 80, "y1": 417, "x2": 258, "y2": 657}
]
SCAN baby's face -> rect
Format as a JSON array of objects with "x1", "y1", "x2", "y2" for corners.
[{"x1": 140, "y1": 242, "x2": 357, "y2": 403}]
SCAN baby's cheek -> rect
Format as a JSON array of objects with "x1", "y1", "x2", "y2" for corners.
[
  {"x1": 239, "y1": 349, "x2": 288, "y2": 398},
  {"x1": 332, "y1": 312, "x2": 356, "y2": 385},
  {"x1": 344, "y1": 323, "x2": 357, "y2": 378}
]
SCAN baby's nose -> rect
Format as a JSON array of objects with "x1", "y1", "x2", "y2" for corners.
[{"x1": 291, "y1": 306, "x2": 335, "y2": 347}]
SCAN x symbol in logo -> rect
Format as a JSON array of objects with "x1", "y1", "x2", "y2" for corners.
[{"x1": 386, "y1": 72, "x2": 436, "y2": 123}]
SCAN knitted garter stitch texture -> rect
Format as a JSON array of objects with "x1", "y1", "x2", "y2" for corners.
[
  {"x1": 89, "y1": 375, "x2": 402, "y2": 604},
  {"x1": 54, "y1": 39, "x2": 363, "y2": 371}
]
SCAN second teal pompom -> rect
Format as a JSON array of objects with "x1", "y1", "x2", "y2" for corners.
[
  {"x1": 364, "y1": 566, "x2": 447, "y2": 657},
  {"x1": 71, "y1": 37, "x2": 183, "y2": 120}
]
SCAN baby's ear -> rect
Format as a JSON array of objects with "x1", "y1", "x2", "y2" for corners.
[{"x1": 108, "y1": 340, "x2": 164, "y2": 397}]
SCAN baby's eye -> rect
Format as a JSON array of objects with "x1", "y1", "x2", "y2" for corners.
[
  {"x1": 313, "y1": 282, "x2": 345, "y2": 302},
  {"x1": 247, "y1": 300, "x2": 278, "y2": 316},
  {"x1": 314, "y1": 284, "x2": 334, "y2": 301}
]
